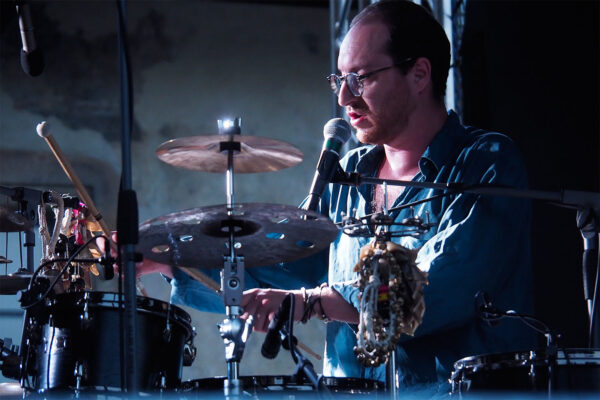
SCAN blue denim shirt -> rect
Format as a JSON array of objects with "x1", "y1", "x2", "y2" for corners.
[{"x1": 170, "y1": 111, "x2": 535, "y2": 387}]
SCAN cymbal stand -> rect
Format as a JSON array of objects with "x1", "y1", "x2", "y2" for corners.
[
  {"x1": 0, "y1": 186, "x2": 42, "y2": 273},
  {"x1": 215, "y1": 118, "x2": 254, "y2": 398},
  {"x1": 380, "y1": 182, "x2": 399, "y2": 400},
  {"x1": 577, "y1": 207, "x2": 600, "y2": 347}
]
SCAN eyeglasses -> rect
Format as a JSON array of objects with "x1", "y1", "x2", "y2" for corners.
[{"x1": 327, "y1": 58, "x2": 414, "y2": 97}]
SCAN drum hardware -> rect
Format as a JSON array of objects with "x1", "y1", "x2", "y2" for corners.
[
  {"x1": 0, "y1": 338, "x2": 21, "y2": 381},
  {"x1": 0, "y1": 186, "x2": 43, "y2": 274},
  {"x1": 147, "y1": 118, "x2": 336, "y2": 397},
  {"x1": 337, "y1": 182, "x2": 431, "y2": 397},
  {"x1": 471, "y1": 291, "x2": 571, "y2": 395}
]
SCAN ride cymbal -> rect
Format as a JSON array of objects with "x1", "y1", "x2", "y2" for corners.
[
  {"x1": 138, "y1": 203, "x2": 338, "y2": 269},
  {"x1": 156, "y1": 135, "x2": 303, "y2": 173}
]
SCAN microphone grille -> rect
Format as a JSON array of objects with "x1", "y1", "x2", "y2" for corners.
[{"x1": 323, "y1": 118, "x2": 351, "y2": 143}]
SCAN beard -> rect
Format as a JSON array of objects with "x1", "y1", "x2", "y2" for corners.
[
  {"x1": 352, "y1": 85, "x2": 416, "y2": 146},
  {"x1": 354, "y1": 109, "x2": 411, "y2": 146}
]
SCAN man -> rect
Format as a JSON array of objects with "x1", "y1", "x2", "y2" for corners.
[
  {"x1": 239, "y1": 0, "x2": 535, "y2": 389},
  {"x1": 138, "y1": 0, "x2": 535, "y2": 391}
]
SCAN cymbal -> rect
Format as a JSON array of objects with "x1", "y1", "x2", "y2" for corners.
[
  {"x1": 0, "y1": 270, "x2": 32, "y2": 294},
  {"x1": 156, "y1": 135, "x2": 303, "y2": 173},
  {"x1": 0, "y1": 207, "x2": 32, "y2": 232},
  {"x1": 138, "y1": 203, "x2": 338, "y2": 269}
]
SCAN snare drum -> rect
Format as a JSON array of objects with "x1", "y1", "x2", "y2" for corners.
[
  {"x1": 451, "y1": 348, "x2": 600, "y2": 394},
  {"x1": 21, "y1": 291, "x2": 194, "y2": 392},
  {"x1": 181, "y1": 375, "x2": 383, "y2": 397}
]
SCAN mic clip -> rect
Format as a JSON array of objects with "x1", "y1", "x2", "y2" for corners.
[{"x1": 331, "y1": 166, "x2": 361, "y2": 186}]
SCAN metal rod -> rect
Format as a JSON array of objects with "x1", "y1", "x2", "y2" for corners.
[{"x1": 387, "y1": 348, "x2": 398, "y2": 399}]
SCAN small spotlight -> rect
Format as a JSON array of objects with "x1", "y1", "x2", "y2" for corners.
[{"x1": 222, "y1": 119, "x2": 234, "y2": 130}]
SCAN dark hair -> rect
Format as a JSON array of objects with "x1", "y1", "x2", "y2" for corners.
[{"x1": 350, "y1": 0, "x2": 450, "y2": 102}]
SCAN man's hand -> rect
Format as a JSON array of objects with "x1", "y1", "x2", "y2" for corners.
[
  {"x1": 95, "y1": 233, "x2": 174, "y2": 279},
  {"x1": 241, "y1": 288, "x2": 304, "y2": 332}
]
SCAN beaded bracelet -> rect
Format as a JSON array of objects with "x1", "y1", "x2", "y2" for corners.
[
  {"x1": 314, "y1": 283, "x2": 331, "y2": 323},
  {"x1": 300, "y1": 287, "x2": 312, "y2": 323}
]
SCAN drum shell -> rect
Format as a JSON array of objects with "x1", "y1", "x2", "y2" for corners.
[
  {"x1": 181, "y1": 375, "x2": 383, "y2": 397},
  {"x1": 451, "y1": 348, "x2": 600, "y2": 394},
  {"x1": 24, "y1": 291, "x2": 193, "y2": 391}
]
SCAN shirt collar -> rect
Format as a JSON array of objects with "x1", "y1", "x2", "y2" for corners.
[
  {"x1": 352, "y1": 110, "x2": 465, "y2": 182},
  {"x1": 419, "y1": 110, "x2": 465, "y2": 179}
]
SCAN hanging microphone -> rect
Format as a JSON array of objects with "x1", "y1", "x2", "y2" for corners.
[
  {"x1": 304, "y1": 118, "x2": 351, "y2": 211},
  {"x1": 261, "y1": 293, "x2": 292, "y2": 359},
  {"x1": 474, "y1": 291, "x2": 501, "y2": 326},
  {"x1": 16, "y1": 0, "x2": 44, "y2": 76}
]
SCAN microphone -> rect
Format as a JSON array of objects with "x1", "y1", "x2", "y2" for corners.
[
  {"x1": 261, "y1": 293, "x2": 292, "y2": 359},
  {"x1": 474, "y1": 291, "x2": 501, "y2": 326},
  {"x1": 304, "y1": 118, "x2": 351, "y2": 211},
  {"x1": 16, "y1": 1, "x2": 44, "y2": 76}
]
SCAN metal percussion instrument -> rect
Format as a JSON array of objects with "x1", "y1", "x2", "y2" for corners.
[
  {"x1": 156, "y1": 134, "x2": 303, "y2": 173},
  {"x1": 138, "y1": 203, "x2": 338, "y2": 269}
]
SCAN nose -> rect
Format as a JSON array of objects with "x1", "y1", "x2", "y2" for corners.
[{"x1": 337, "y1": 79, "x2": 355, "y2": 107}]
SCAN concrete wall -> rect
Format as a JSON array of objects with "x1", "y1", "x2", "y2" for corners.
[{"x1": 0, "y1": 0, "x2": 331, "y2": 384}]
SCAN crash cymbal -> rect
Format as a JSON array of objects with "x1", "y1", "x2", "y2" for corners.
[
  {"x1": 0, "y1": 207, "x2": 32, "y2": 232},
  {"x1": 0, "y1": 270, "x2": 32, "y2": 294},
  {"x1": 138, "y1": 203, "x2": 338, "y2": 269},
  {"x1": 0, "y1": 256, "x2": 12, "y2": 264},
  {"x1": 156, "y1": 135, "x2": 303, "y2": 173}
]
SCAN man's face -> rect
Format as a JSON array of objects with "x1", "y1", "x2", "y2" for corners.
[{"x1": 337, "y1": 21, "x2": 416, "y2": 146}]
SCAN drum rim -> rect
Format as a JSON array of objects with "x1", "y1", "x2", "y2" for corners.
[
  {"x1": 46, "y1": 291, "x2": 194, "y2": 339},
  {"x1": 183, "y1": 375, "x2": 384, "y2": 389},
  {"x1": 453, "y1": 347, "x2": 600, "y2": 370}
]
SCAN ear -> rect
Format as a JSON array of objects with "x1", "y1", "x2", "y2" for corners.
[{"x1": 409, "y1": 57, "x2": 432, "y2": 95}]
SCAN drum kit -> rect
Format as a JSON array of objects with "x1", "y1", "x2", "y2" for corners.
[
  {"x1": 0, "y1": 116, "x2": 599, "y2": 399},
  {"x1": 0, "y1": 117, "x2": 374, "y2": 398}
]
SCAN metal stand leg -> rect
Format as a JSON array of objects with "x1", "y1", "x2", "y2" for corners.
[{"x1": 386, "y1": 349, "x2": 398, "y2": 399}]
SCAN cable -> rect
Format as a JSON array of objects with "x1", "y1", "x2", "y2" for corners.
[{"x1": 21, "y1": 235, "x2": 104, "y2": 309}]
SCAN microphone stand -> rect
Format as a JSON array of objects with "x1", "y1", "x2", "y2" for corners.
[
  {"x1": 116, "y1": 0, "x2": 139, "y2": 393},
  {"x1": 281, "y1": 294, "x2": 332, "y2": 398},
  {"x1": 332, "y1": 170, "x2": 600, "y2": 347}
]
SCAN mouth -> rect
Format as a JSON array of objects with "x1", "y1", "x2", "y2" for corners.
[{"x1": 347, "y1": 111, "x2": 367, "y2": 126}]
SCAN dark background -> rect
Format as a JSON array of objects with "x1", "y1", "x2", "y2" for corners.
[{"x1": 461, "y1": 0, "x2": 599, "y2": 346}]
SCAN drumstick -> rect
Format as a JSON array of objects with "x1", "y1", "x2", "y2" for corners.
[
  {"x1": 37, "y1": 122, "x2": 109, "y2": 236},
  {"x1": 37, "y1": 121, "x2": 221, "y2": 295},
  {"x1": 178, "y1": 266, "x2": 221, "y2": 292},
  {"x1": 296, "y1": 340, "x2": 321, "y2": 361},
  {"x1": 36, "y1": 121, "x2": 151, "y2": 296}
]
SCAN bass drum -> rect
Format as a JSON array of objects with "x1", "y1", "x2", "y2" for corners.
[
  {"x1": 180, "y1": 375, "x2": 383, "y2": 398},
  {"x1": 21, "y1": 291, "x2": 194, "y2": 392},
  {"x1": 451, "y1": 348, "x2": 600, "y2": 395}
]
